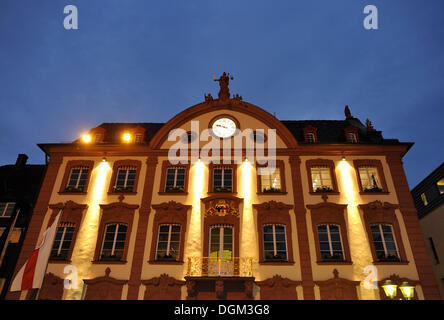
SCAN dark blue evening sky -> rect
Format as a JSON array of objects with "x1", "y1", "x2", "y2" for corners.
[{"x1": 0, "y1": 0, "x2": 443, "y2": 188}]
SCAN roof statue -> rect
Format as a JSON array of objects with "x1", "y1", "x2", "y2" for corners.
[
  {"x1": 214, "y1": 72, "x2": 233, "y2": 100},
  {"x1": 344, "y1": 105, "x2": 352, "y2": 119},
  {"x1": 366, "y1": 118, "x2": 376, "y2": 131}
]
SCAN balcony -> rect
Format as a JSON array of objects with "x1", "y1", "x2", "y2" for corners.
[{"x1": 186, "y1": 257, "x2": 254, "y2": 277}]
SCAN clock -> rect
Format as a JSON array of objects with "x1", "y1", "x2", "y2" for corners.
[{"x1": 212, "y1": 117, "x2": 237, "y2": 138}]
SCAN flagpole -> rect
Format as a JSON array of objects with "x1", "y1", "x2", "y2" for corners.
[{"x1": 34, "y1": 207, "x2": 64, "y2": 300}]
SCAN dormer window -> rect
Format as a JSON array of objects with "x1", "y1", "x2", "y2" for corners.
[
  {"x1": 135, "y1": 133, "x2": 143, "y2": 143},
  {"x1": 94, "y1": 134, "x2": 102, "y2": 143},
  {"x1": 344, "y1": 126, "x2": 359, "y2": 143},
  {"x1": 347, "y1": 132, "x2": 357, "y2": 143},
  {"x1": 306, "y1": 133, "x2": 315, "y2": 143},
  {"x1": 303, "y1": 125, "x2": 318, "y2": 143}
]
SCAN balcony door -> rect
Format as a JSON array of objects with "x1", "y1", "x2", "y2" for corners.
[{"x1": 208, "y1": 226, "x2": 233, "y2": 276}]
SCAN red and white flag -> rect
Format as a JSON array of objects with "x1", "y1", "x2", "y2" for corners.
[{"x1": 10, "y1": 211, "x2": 62, "y2": 291}]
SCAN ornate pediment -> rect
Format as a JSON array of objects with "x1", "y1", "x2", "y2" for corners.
[{"x1": 359, "y1": 201, "x2": 398, "y2": 211}]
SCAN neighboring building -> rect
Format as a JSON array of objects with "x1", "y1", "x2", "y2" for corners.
[
  {"x1": 6, "y1": 74, "x2": 441, "y2": 300},
  {"x1": 412, "y1": 162, "x2": 444, "y2": 298},
  {"x1": 0, "y1": 154, "x2": 46, "y2": 299}
]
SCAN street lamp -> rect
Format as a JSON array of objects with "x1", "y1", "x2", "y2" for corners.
[
  {"x1": 381, "y1": 280, "x2": 398, "y2": 299},
  {"x1": 399, "y1": 282, "x2": 415, "y2": 300}
]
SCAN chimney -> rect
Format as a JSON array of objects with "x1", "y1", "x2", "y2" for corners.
[{"x1": 15, "y1": 154, "x2": 28, "y2": 167}]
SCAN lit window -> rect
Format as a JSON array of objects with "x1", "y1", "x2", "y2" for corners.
[
  {"x1": 100, "y1": 223, "x2": 127, "y2": 261},
  {"x1": 370, "y1": 224, "x2": 400, "y2": 262},
  {"x1": 213, "y1": 167, "x2": 233, "y2": 192},
  {"x1": 305, "y1": 133, "x2": 315, "y2": 143},
  {"x1": 114, "y1": 166, "x2": 137, "y2": 192},
  {"x1": 347, "y1": 132, "x2": 357, "y2": 143},
  {"x1": 51, "y1": 223, "x2": 75, "y2": 260},
  {"x1": 421, "y1": 193, "x2": 428, "y2": 206},
  {"x1": 165, "y1": 167, "x2": 186, "y2": 192},
  {"x1": 66, "y1": 167, "x2": 89, "y2": 192},
  {"x1": 0, "y1": 202, "x2": 15, "y2": 218},
  {"x1": 437, "y1": 178, "x2": 444, "y2": 194},
  {"x1": 311, "y1": 166, "x2": 333, "y2": 192},
  {"x1": 263, "y1": 224, "x2": 287, "y2": 261},
  {"x1": 359, "y1": 166, "x2": 382, "y2": 191},
  {"x1": 259, "y1": 167, "x2": 281, "y2": 192},
  {"x1": 318, "y1": 224, "x2": 344, "y2": 261},
  {"x1": 156, "y1": 224, "x2": 181, "y2": 261}
]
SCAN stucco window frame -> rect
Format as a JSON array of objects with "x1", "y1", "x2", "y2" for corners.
[
  {"x1": 254, "y1": 201, "x2": 295, "y2": 265},
  {"x1": 256, "y1": 160, "x2": 287, "y2": 195},
  {"x1": 47, "y1": 201, "x2": 88, "y2": 263},
  {"x1": 353, "y1": 159, "x2": 389, "y2": 195},
  {"x1": 208, "y1": 163, "x2": 238, "y2": 195},
  {"x1": 149, "y1": 201, "x2": 190, "y2": 265},
  {"x1": 359, "y1": 201, "x2": 409, "y2": 265},
  {"x1": 92, "y1": 202, "x2": 139, "y2": 264},
  {"x1": 58, "y1": 160, "x2": 95, "y2": 195},
  {"x1": 306, "y1": 159, "x2": 340, "y2": 195},
  {"x1": 158, "y1": 160, "x2": 190, "y2": 195},
  {"x1": 108, "y1": 159, "x2": 142, "y2": 195},
  {"x1": 307, "y1": 201, "x2": 352, "y2": 265}
]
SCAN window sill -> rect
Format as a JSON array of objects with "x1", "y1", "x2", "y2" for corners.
[
  {"x1": 58, "y1": 191, "x2": 87, "y2": 195},
  {"x1": 259, "y1": 260, "x2": 295, "y2": 266},
  {"x1": 372, "y1": 260, "x2": 409, "y2": 265},
  {"x1": 257, "y1": 192, "x2": 288, "y2": 195},
  {"x1": 359, "y1": 191, "x2": 390, "y2": 195},
  {"x1": 108, "y1": 191, "x2": 137, "y2": 195},
  {"x1": 309, "y1": 191, "x2": 339, "y2": 195},
  {"x1": 49, "y1": 259, "x2": 72, "y2": 264},
  {"x1": 148, "y1": 260, "x2": 184, "y2": 265},
  {"x1": 92, "y1": 260, "x2": 128, "y2": 264},
  {"x1": 207, "y1": 192, "x2": 238, "y2": 196},
  {"x1": 158, "y1": 192, "x2": 188, "y2": 196},
  {"x1": 316, "y1": 260, "x2": 353, "y2": 265}
]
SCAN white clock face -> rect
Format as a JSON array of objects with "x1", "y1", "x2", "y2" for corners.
[{"x1": 212, "y1": 118, "x2": 237, "y2": 138}]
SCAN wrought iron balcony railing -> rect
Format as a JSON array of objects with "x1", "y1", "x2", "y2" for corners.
[{"x1": 186, "y1": 257, "x2": 254, "y2": 277}]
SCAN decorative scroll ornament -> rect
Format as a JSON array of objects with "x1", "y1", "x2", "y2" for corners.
[{"x1": 205, "y1": 199, "x2": 239, "y2": 217}]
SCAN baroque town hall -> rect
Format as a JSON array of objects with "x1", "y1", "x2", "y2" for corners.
[{"x1": 6, "y1": 74, "x2": 440, "y2": 300}]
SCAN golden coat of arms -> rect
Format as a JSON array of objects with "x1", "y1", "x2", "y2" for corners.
[{"x1": 205, "y1": 200, "x2": 239, "y2": 217}]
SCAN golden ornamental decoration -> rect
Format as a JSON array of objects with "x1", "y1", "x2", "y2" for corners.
[{"x1": 205, "y1": 199, "x2": 239, "y2": 217}]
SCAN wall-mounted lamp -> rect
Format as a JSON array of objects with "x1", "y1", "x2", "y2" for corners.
[
  {"x1": 381, "y1": 280, "x2": 398, "y2": 299},
  {"x1": 82, "y1": 134, "x2": 92, "y2": 143},
  {"x1": 102, "y1": 157, "x2": 107, "y2": 162},
  {"x1": 399, "y1": 282, "x2": 415, "y2": 300},
  {"x1": 123, "y1": 132, "x2": 132, "y2": 142}
]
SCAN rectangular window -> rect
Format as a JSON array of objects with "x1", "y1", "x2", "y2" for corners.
[
  {"x1": 114, "y1": 166, "x2": 137, "y2": 192},
  {"x1": 358, "y1": 166, "x2": 382, "y2": 192},
  {"x1": 429, "y1": 237, "x2": 440, "y2": 264},
  {"x1": 100, "y1": 223, "x2": 127, "y2": 260},
  {"x1": 213, "y1": 167, "x2": 233, "y2": 192},
  {"x1": 370, "y1": 224, "x2": 400, "y2": 262},
  {"x1": 66, "y1": 167, "x2": 89, "y2": 192},
  {"x1": 263, "y1": 224, "x2": 287, "y2": 261},
  {"x1": 51, "y1": 224, "x2": 75, "y2": 260},
  {"x1": 259, "y1": 167, "x2": 281, "y2": 192},
  {"x1": 421, "y1": 193, "x2": 428, "y2": 206},
  {"x1": 437, "y1": 178, "x2": 444, "y2": 194},
  {"x1": 165, "y1": 167, "x2": 186, "y2": 192},
  {"x1": 311, "y1": 166, "x2": 333, "y2": 192},
  {"x1": 317, "y1": 224, "x2": 344, "y2": 261},
  {"x1": 0, "y1": 202, "x2": 15, "y2": 218},
  {"x1": 156, "y1": 224, "x2": 181, "y2": 260}
]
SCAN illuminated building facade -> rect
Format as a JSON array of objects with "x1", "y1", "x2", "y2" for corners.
[
  {"x1": 411, "y1": 163, "x2": 444, "y2": 299},
  {"x1": 6, "y1": 76, "x2": 441, "y2": 300}
]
